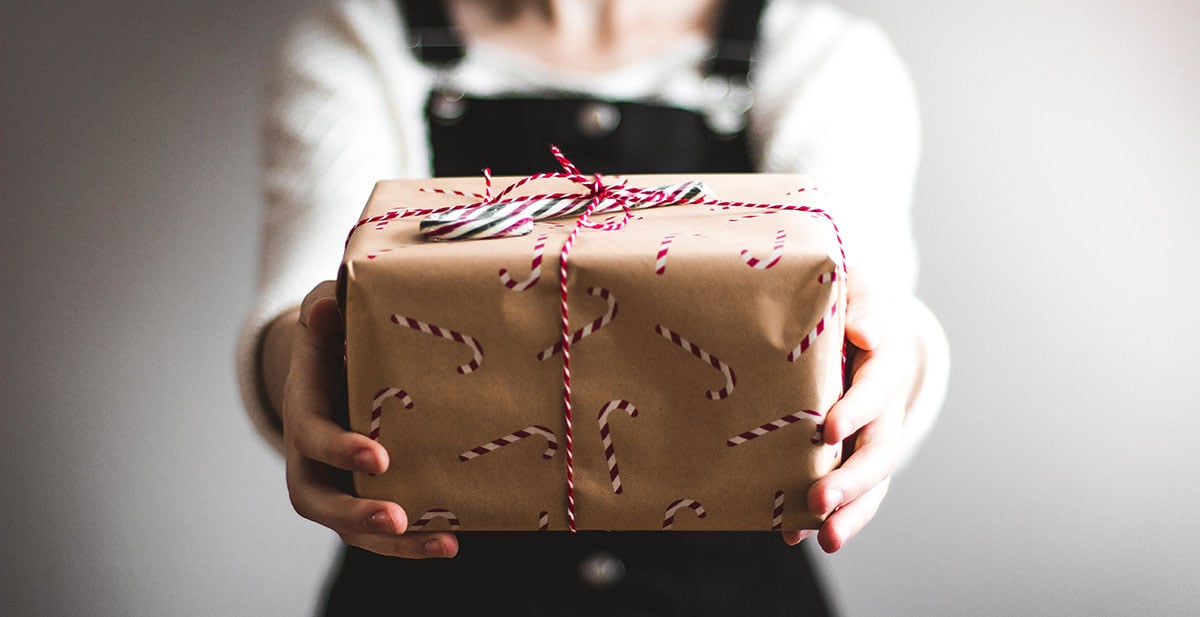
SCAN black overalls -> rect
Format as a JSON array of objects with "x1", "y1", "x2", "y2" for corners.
[{"x1": 323, "y1": 2, "x2": 837, "y2": 615}]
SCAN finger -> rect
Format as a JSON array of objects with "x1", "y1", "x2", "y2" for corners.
[
  {"x1": 287, "y1": 454, "x2": 403, "y2": 534},
  {"x1": 298, "y1": 281, "x2": 343, "y2": 361},
  {"x1": 781, "y1": 530, "x2": 814, "y2": 546},
  {"x1": 287, "y1": 301, "x2": 344, "y2": 398},
  {"x1": 843, "y1": 264, "x2": 894, "y2": 351},
  {"x1": 286, "y1": 456, "x2": 456, "y2": 558},
  {"x1": 845, "y1": 302, "x2": 888, "y2": 352},
  {"x1": 284, "y1": 292, "x2": 385, "y2": 473},
  {"x1": 286, "y1": 403, "x2": 388, "y2": 474},
  {"x1": 305, "y1": 296, "x2": 344, "y2": 353},
  {"x1": 284, "y1": 363, "x2": 386, "y2": 474},
  {"x1": 308, "y1": 299, "x2": 344, "y2": 355},
  {"x1": 809, "y1": 407, "x2": 902, "y2": 517},
  {"x1": 299, "y1": 280, "x2": 339, "y2": 327},
  {"x1": 341, "y1": 530, "x2": 460, "y2": 559},
  {"x1": 816, "y1": 477, "x2": 890, "y2": 554},
  {"x1": 823, "y1": 338, "x2": 912, "y2": 445},
  {"x1": 283, "y1": 339, "x2": 387, "y2": 474}
]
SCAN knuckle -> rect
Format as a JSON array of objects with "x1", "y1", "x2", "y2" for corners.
[{"x1": 287, "y1": 488, "x2": 312, "y2": 521}]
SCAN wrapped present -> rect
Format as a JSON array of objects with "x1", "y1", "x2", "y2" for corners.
[{"x1": 339, "y1": 161, "x2": 847, "y2": 532}]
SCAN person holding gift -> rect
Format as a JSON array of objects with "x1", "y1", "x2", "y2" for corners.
[{"x1": 237, "y1": 0, "x2": 949, "y2": 615}]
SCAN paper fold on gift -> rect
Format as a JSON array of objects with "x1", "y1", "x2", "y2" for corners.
[{"x1": 340, "y1": 173, "x2": 846, "y2": 531}]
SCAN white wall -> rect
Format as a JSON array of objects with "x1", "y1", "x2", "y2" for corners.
[
  {"x1": 819, "y1": 2, "x2": 1200, "y2": 615},
  {"x1": 2, "y1": 1, "x2": 1197, "y2": 615}
]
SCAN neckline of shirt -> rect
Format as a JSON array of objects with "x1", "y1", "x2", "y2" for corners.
[{"x1": 444, "y1": 35, "x2": 715, "y2": 104}]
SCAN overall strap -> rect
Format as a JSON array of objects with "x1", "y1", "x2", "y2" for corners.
[
  {"x1": 400, "y1": 0, "x2": 768, "y2": 76},
  {"x1": 708, "y1": 0, "x2": 767, "y2": 79},
  {"x1": 399, "y1": 0, "x2": 465, "y2": 66}
]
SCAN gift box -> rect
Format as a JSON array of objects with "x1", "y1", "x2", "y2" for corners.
[{"x1": 339, "y1": 171, "x2": 846, "y2": 531}]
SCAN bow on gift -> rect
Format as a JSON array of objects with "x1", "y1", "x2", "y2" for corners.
[
  {"x1": 418, "y1": 177, "x2": 711, "y2": 241},
  {"x1": 347, "y1": 146, "x2": 847, "y2": 532},
  {"x1": 345, "y1": 147, "x2": 712, "y2": 244}
]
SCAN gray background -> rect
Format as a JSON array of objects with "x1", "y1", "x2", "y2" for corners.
[{"x1": 2, "y1": 1, "x2": 1197, "y2": 615}]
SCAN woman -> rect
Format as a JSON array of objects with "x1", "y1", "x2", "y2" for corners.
[{"x1": 238, "y1": 1, "x2": 949, "y2": 614}]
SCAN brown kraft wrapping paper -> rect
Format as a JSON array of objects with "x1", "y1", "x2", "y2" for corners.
[{"x1": 339, "y1": 173, "x2": 846, "y2": 531}]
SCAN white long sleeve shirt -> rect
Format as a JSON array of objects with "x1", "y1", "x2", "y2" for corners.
[{"x1": 238, "y1": 0, "x2": 948, "y2": 460}]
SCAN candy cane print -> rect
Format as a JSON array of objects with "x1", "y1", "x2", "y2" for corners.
[
  {"x1": 662, "y1": 499, "x2": 707, "y2": 530},
  {"x1": 740, "y1": 229, "x2": 787, "y2": 270},
  {"x1": 498, "y1": 233, "x2": 548, "y2": 291},
  {"x1": 653, "y1": 233, "x2": 704, "y2": 275},
  {"x1": 390, "y1": 315, "x2": 483, "y2": 374},
  {"x1": 538, "y1": 511, "x2": 550, "y2": 531},
  {"x1": 772, "y1": 490, "x2": 785, "y2": 531},
  {"x1": 368, "y1": 387, "x2": 413, "y2": 440},
  {"x1": 817, "y1": 270, "x2": 838, "y2": 284},
  {"x1": 654, "y1": 324, "x2": 736, "y2": 400},
  {"x1": 410, "y1": 508, "x2": 461, "y2": 531},
  {"x1": 786, "y1": 301, "x2": 839, "y2": 362},
  {"x1": 537, "y1": 287, "x2": 617, "y2": 360},
  {"x1": 726, "y1": 410, "x2": 823, "y2": 447},
  {"x1": 597, "y1": 400, "x2": 639, "y2": 494},
  {"x1": 654, "y1": 234, "x2": 677, "y2": 275},
  {"x1": 458, "y1": 425, "x2": 559, "y2": 462}
]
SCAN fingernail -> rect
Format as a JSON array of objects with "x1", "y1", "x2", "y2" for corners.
[
  {"x1": 849, "y1": 308, "x2": 880, "y2": 347},
  {"x1": 822, "y1": 420, "x2": 839, "y2": 444},
  {"x1": 424, "y1": 538, "x2": 446, "y2": 557},
  {"x1": 354, "y1": 449, "x2": 376, "y2": 471},
  {"x1": 370, "y1": 510, "x2": 394, "y2": 532},
  {"x1": 824, "y1": 489, "x2": 844, "y2": 516}
]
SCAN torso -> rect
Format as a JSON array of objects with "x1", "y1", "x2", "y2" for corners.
[{"x1": 413, "y1": 0, "x2": 760, "y2": 175}]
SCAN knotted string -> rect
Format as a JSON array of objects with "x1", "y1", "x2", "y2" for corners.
[{"x1": 345, "y1": 146, "x2": 848, "y2": 532}]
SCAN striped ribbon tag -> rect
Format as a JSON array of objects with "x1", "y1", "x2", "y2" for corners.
[{"x1": 419, "y1": 181, "x2": 712, "y2": 241}]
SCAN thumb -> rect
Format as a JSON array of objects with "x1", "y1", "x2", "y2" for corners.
[
  {"x1": 846, "y1": 300, "x2": 884, "y2": 351},
  {"x1": 843, "y1": 266, "x2": 895, "y2": 351},
  {"x1": 299, "y1": 280, "x2": 343, "y2": 350}
]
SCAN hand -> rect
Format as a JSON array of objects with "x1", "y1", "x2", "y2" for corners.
[
  {"x1": 282, "y1": 281, "x2": 459, "y2": 558},
  {"x1": 782, "y1": 268, "x2": 920, "y2": 553}
]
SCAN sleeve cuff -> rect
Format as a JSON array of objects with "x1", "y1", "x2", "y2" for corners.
[
  {"x1": 235, "y1": 298, "x2": 299, "y2": 458},
  {"x1": 896, "y1": 296, "x2": 950, "y2": 471}
]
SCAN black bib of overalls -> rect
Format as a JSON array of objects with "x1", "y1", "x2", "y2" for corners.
[{"x1": 323, "y1": 2, "x2": 837, "y2": 615}]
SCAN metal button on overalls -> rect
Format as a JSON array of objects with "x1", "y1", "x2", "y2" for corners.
[
  {"x1": 429, "y1": 89, "x2": 467, "y2": 125},
  {"x1": 576, "y1": 101, "x2": 621, "y2": 138},
  {"x1": 577, "y1": 551, "x2": 626, "y2": 589}
]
